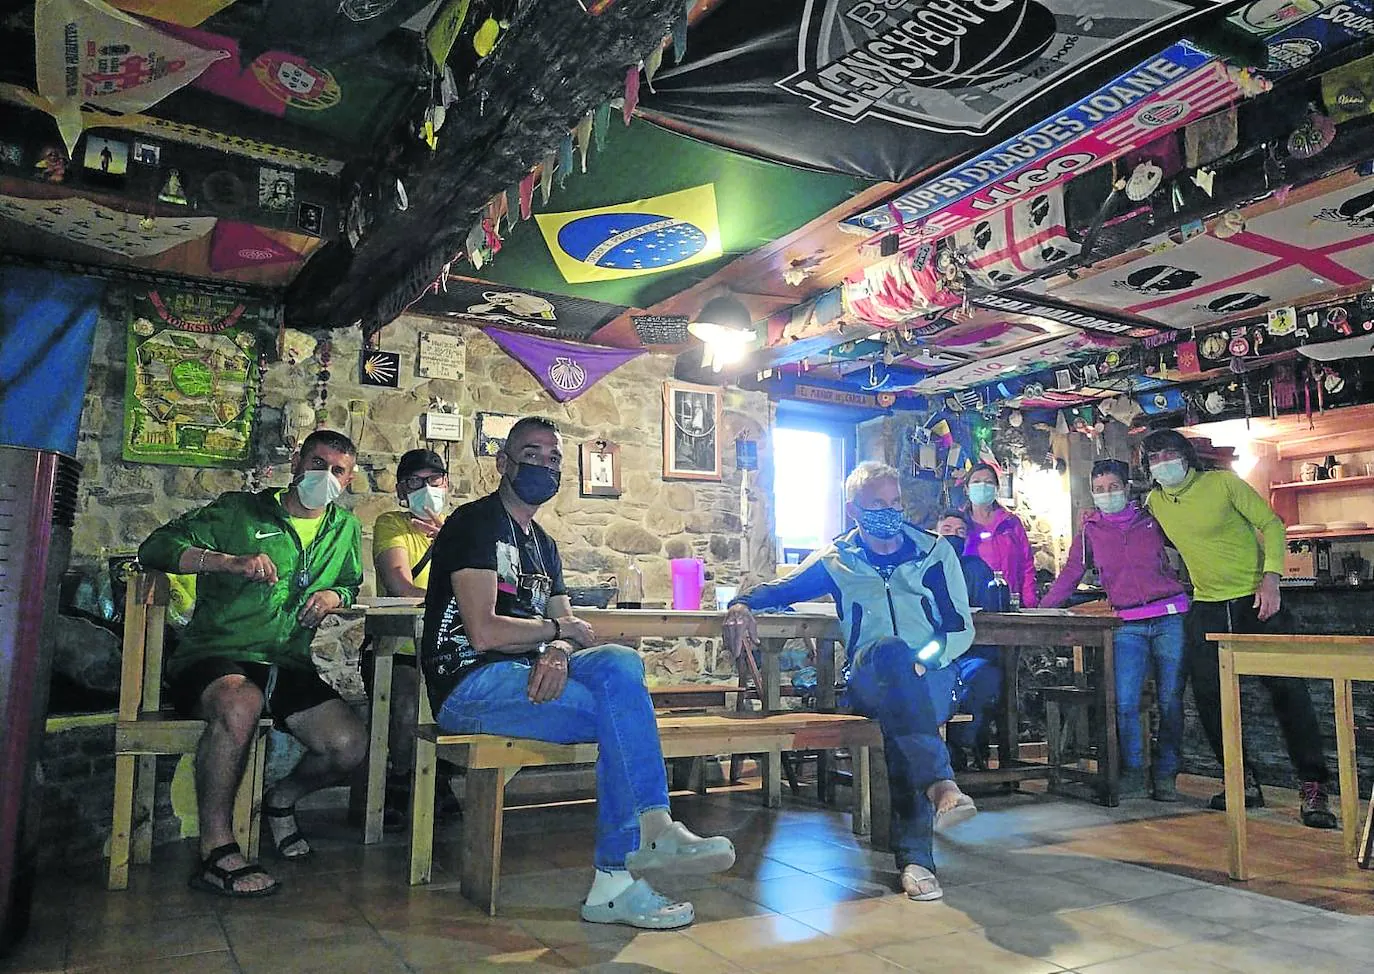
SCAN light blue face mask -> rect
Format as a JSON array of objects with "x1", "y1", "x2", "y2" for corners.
[
  {"x1": 1152, "y1": 459, "x2": 1188, "y2": 487},
  {"x1": 967, "y1": 482, "x2": 998, "y2": 506},
  {"x1": 858, "y1": 506, "x2": 904, "y2": 539}
]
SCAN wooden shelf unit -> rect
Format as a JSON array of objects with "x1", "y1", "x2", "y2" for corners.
[
  {"x1": 1285, "y1": 528, "x2": 1374, "y2": 541},
  {"x1": 1271, "y1": 475, "x2": 1374, "y2": 493}
]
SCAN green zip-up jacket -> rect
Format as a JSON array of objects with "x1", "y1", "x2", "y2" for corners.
[{"x1": 138, "y1": 489, "x2": 362, "y2": 674}]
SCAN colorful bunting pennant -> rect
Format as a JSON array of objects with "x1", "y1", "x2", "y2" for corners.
[
  {"x1": 483, "y1": 327, "x2": 643, "y2": 402},
  {"x1": 208, "y1": 221, "x2": 302, "y2": 271}
]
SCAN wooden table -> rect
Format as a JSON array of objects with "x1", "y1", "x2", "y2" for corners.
[
  {"x1": 357, "y1": 604, "x2": 845, "y2": 843},
  {"x1": 1213, "y1": 632, "x2": 1374, "y2": 880},
  {"x1": 964, "y1": 610, "x2": 1124, "y2": 806}
]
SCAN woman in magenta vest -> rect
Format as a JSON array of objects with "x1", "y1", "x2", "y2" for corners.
[
  {"x1": 963, "y1": 463, "x2": 1039, "y2": 608},
  {"x1": 1042, "y1": 458, "x2": 1189, "y2": 800}
]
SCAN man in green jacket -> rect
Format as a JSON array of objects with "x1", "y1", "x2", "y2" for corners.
[
  {"x1": 1143, "y1": 429, "x2": 1336, "y2": 828},
  {"x1": 139, "y1": 429, "x2": 367, "y2": 897}
]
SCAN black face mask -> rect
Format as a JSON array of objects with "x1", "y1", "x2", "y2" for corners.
[{"x1": 507, "y1": 458, "x2": 560, "y2": 505}]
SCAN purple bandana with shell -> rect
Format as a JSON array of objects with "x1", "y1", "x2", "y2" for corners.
[{"x1": 482, "y1": 327, "x2": 644, "y2": 402}]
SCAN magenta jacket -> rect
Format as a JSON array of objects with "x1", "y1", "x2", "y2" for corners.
[
  {"x1": 1042, "y1": 503, "x2": 1188, "y2": 612},
  {"x1": 964, "y1": 505, "x2": 1039, "y2": 608}
]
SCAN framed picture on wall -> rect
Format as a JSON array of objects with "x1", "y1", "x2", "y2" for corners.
[
  {"x1": 579, "y1": 439, "x2": 622, "y2": 497},
  {"x1": 474, "y1": 411, "x2": 519, "y2": 457},
  {"x1": 662, "y1": 380, "x2": 722, "y2": 481}
]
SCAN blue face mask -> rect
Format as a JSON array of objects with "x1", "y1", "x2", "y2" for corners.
[
  {"x1": 968, "y1": 482, "x2": 998, "y2": 506},
  {"x1": 507, "y1": 457, "x2": 560, "y2": 505},
  {"x1": 858, "y1": 506, "x2": 905, "y2": 539}
]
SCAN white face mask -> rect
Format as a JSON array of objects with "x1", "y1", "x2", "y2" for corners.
[
  {"x1": 295, "y1": 469, "x2": 343, "y2": 510},
  {"x1": 407, "y1": 484, "x2": 447, "y2": 518},
  {"x1": 1092, "y1": 490, "x2": 1128, "y2": 514},
  {"x1": 1152, "y1": 459, "x2": 1188, "y2": 488}
]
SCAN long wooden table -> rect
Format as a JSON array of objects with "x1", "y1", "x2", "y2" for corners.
[
  {"x1": 1213, "y1": 632, "x2": 1374, "y2": 880},
  {"x1": 357, "y1": 603, "x2": 846, "y2": 843}
]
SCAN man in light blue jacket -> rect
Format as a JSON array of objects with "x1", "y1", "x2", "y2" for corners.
[{"x1": 724, "y1": 461, "x2": 978, "y2": 902}]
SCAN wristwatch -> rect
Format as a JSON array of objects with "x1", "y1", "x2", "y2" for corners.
[{"x1": 536, "y1": 641, "x2": 549, "y2": 656}]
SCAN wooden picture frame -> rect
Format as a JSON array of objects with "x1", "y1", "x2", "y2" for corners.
[
  {"x1": 662, "y1": 380, "x2": 722, "y2": 481},
  {"x1": 579, "y1": 439, "x2": 622, "y2": 497}
]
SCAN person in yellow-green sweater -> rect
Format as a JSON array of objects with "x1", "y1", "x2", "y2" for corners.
[
  {"x1": 368, "y1": 449, "x2": 461, "y2": 829},
  {"x1": 1142, "y1": 429, "x2": 1336, "y2": 829}
]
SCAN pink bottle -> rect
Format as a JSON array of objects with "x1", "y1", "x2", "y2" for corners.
[{"x1": 669, "y1": 558, "x2": 706, "y2": 610}]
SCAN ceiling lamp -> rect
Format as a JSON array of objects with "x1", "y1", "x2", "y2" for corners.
[{"x1": 688, "y1": 295, "x2": 756, "y2": 372}]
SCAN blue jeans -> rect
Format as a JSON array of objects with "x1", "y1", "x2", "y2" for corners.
[
  {"x1": 846, "y1": 637, "x2": 958, "y2": 874},
  {"x1": 945, "y1": 648, "x2": 1001, "y2": 751},
  {"x1": 1114, "y1": 614, "x2": 1186, "y2": 777},
  {"x1": 435, "y1": 645, "x2": 670, "y2": 870}
]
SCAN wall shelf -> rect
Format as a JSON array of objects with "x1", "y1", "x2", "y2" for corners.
[
  {"x1": 1271, "y1": 475, "x2": 1374, "y2": 493},
  {"x1": 1286, "y1": 528, "x2": 1374, "y2": 540}
]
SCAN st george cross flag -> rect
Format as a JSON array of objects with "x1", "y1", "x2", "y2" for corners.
[
  {"x1": 953, "y1": 186, "x2": 1081, "y2": 289},
  {"x1": 483, "y1": 327, "x2": 643, "y2": 402}
]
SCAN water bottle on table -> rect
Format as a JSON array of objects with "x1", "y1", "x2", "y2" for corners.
[{"x1": 988, "y1": 571, "x2": 1011, "y2": 612}]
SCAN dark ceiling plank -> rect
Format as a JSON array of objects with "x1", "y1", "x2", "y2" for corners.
[{"x1": 284, "y1": 0, "x2": 683, "y2": 330}]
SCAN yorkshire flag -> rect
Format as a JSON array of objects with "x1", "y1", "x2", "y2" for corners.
[{"x1": 535, "y1": 184, "x2": 722, "y2": 284}]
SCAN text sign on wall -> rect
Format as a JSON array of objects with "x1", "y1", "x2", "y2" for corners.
[{"x1": 418, "y1": 331, "x2": 466, "y2": 380}]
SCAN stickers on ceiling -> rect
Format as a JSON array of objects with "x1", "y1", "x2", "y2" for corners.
[
  {"x1": 1321, "y1": 52, "x2": 1374, "y2": 121},
  {"x1": 953, "y1": 186, "x2": 1081, "y2": 287},
  {"x1": 534, "y1": 184, "x2": 722, "y2": 284},
  {"x1": 482, "y1": 328, "x2": 644, "y2": 402},
  {"x1": 1287, "y1": 109, "x2": 1337, "y2": 157},
  {"x1": 912, "y1": 332, "x2": 1122, "y2": 394},
  {"x1": 843, "y1": 42, "x2": 1236, "y2": 235},
  {"x1": 973, "y1": 292, "x2": 1172, "y2": 338},
  {"x1": 0, "y1": 193, "x2": 215, "y2": 257},
  {"x1": 108, "y1": 0, "x2": 235, "y2": 26},
  {"x1": 34, "y1": 0, "x2": 229, "y2": 153},
  {"x1": 1258, "y1": 0, "x2": 1374, "y2": 78},
  {"x1": 638, "y1": 0, "x2": 1240, "y2": 181}
]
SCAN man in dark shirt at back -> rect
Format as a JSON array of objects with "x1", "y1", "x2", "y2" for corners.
[{"x1": 421, "y1": 415, "x2": 734, "y2": 930}]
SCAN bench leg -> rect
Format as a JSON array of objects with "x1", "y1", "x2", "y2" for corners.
[
  {"x1": 1045, "y1": 700, "x2": 1063, "y2": 793},
  {"x1": 231, "y1": 747, "x2": 256, "y2": 856},
  {"x1": 1334, "y1": 678, "x2": 1360, "y2": 859},
  {"x1": 245, "y1": 730, "x2": 267, "y2": 861},
  {"x1": 460, "y1": 768, "x2": 505, "y2": 916},
  {"x1": 108, "y1": 753, "x2": 136, "y2": 890},
  {"x1": 868, "y1": 741, "x2": 890, "y2": 853},
  {"x1": 131, "y1": 755, "x2": 156, "y2": 864},
  {"x1": 1359, "y1": 778, "x2": 1374, "y2": 869},
  {"x1": 362, "y1": 654, "x2": 394, "y2": 845},
  {"x1": 851, "y1": 746, "x2": 871, "y2": 836},
  {"x1": 409, "y1": 737, "x2": 438, "y2": 885}
]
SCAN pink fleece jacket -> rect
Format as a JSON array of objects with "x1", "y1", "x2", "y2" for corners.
[
  {"x1": 1042, "y1": 502, "x2": 1188, "y2": 616},
  {"x1": 964, "y1": 505, "x2": 1039, "y2": 608}
]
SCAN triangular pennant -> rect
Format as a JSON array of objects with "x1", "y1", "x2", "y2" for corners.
[
  {"x1": 623, "y1": 63, "x2": 640, "y2": 124},
  {"x1": 671, "y1": 14, "x2": 687, "y2": 63},
  {"x1": 35, "y1": 0, "x2": 229, "y2": 152},
  {"x1": 593, "y1": 101, "x2": 611, "y2": 153},
  {"x1": 574, "y1": 111, "x2": 593, "y2": 173},
  {"x1": 518, "y1": 171, "x2": 536, "y2": 221},
  {"x1": 644, "y1": 44, "x2": 664, "y2": 92},
  {"x1": 539, "y1": 152, "x2": 555, "y2": 204},
  {"x1": 482, "y1": 327, "x2": 643, "y2": 402},
  {"x1": 557, "y1": 133, "x2": 574, "y2": 188},
  {"x1": 208, "y1": 221, "x2": 301, "y2": 271}
]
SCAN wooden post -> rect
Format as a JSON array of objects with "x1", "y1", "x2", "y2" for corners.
[
  {"x1": 1099, "y1": 631, "x2": 1120, "y2": 807},
  {"x1": 1218, "y1": 642, "x2": 1249, "y2": 880},
  {"x1": 1334, "y1": 677, "x2": 1359, "y2": 858},
  {"x1": 107, "y1": 753, "x2": 136, "y2": 890}
]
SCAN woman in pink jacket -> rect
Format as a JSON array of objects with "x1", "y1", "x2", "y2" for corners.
[
  {"x1": 964, "y1": 463, "x2": 1039, "y2": 608},
  {"x1": 1042, "y1": 459, "x2": 1189, "y2": 800}
]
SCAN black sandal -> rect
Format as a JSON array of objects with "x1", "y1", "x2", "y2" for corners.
[
  {"x1": 263, "y1": 802, "x2": 313, "y2": 860},
  {"x1": 188, "y1": 842, "x2": 280, "y2": 898}
]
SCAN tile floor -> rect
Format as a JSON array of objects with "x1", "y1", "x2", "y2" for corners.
[{"x1": 4, "y1": 774, "x2": 1372, "y2": 973}]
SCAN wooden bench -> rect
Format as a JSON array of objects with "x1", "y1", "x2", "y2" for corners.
[{"x1": 408, "y1": 711, "x2": 884, "y2": 914}]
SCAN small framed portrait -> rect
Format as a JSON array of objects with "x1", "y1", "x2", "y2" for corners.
[
  {"x1": 662, "y1": 380, "x2": 722, "y2": 481},
  {"x1": 83, "y1": 135, "x2": 129, "y2": 180},
  {"x1": 579, "y1": 439, "x2": 621, "y2": 497},
  {"x1": 474, "y1": 411, "x2": 519, "y2": 457}
]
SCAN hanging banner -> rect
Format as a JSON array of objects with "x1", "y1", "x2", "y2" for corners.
[
  {"x1": 108, "y1": 0, "x2": 235, "y2": 26},
  {"x1": 122, "y1": 286, "x2": 266, "y2": 467},
  {"x1": 208, "y1": 221, "x2": 302, "y2": 271},
  {"x1": 482, "y1": 327, "x2": 644, "y2": 402},
  {"x1": 0, "y1": 194, "x2": 216, "y2": 258},
  {"x1": 408, "y1": 277, "x2": 625, "y2": 339},
  {"x1": 638, "y1": 0, "x2": 1246, "y2": 181},
  {"x1": 844, "y1": 44, "x2": 1238, "y2": 236},
  {"x1": 426, "y1": 0, "x2": 472, "y2": 66},
  {"x1": 34, "y1": 0, "x2": 229, "y2": 153},
  {"x1": 974, "y1": 291, "x2": 1174, "y2": 338},
  {"x1": 248, "y1": 0, "x2": 436, "y2": 64},
  {"x1": 912, "y1": 332, "x2": 1125, "y2": 393},
  {"x1": 952, "y1": 184, "x2": 1080, "y2": 287}
]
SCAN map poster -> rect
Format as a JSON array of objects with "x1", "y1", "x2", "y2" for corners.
[{"x1": 122, "y1": 285, "x2": 263, "y2": 467}]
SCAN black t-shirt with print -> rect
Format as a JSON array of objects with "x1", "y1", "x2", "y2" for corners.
[{"x1": 420, "y1": 491, "x2": 566, "y2": 710}]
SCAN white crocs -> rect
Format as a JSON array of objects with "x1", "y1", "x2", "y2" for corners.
[
  {"x1": 625, "y1": 823, "x2": 736, "y2": 875},
  {"x1": 580, "y1": 878, "x2": 696, "y2": 929}
]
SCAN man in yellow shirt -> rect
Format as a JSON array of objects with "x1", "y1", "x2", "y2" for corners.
[{"x1": 370, "y1": 449, "x2": 457, "y2": 829}]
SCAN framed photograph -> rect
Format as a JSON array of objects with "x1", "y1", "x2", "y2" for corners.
[
  {"x1": 474, "y1": 411, "x2": 519, "y2": 457},
  {"x1": 662, "y1": 380, "x2": 722, "y2": 481},
  {"x1": 579, "y1": 439, "x2": 622, "y2": 497}
]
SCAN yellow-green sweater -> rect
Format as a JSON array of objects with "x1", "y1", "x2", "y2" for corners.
[{"x1": 1145, "y1": 469, "x2": 1286, "y2": 602}]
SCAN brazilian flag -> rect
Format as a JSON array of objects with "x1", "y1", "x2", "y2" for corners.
[{"x1": 474, "y1": 121, "x2": 870, "y2": 310}]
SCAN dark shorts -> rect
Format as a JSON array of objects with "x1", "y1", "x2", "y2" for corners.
[{"x1": 167, "y1": 657, "x2": 342, "y2": 728}]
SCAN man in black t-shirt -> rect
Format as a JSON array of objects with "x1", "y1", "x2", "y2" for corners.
[{"x1": 421, "y1": 416, "x2": 734, "y2": 930}]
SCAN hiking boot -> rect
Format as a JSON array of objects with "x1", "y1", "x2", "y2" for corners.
[
  {"x1": 1299, "y1": 781, "x2": 1338, "y2": 829},
  {"x1": 1118, "y1": 768, "x2": 1149, "y2": 799},
  {"x1": 1209, "y1": 769, "x2": 1263, "y2": 810},
  {"x1": 1152, "y1": 774, "x2": 1181, "y2": 802}
]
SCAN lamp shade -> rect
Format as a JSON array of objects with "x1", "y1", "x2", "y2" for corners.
[{"x1": 691, "y1": 294, "x2": 752, "y2": 331}]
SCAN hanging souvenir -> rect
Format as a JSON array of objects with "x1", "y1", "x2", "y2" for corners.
[
  {"x1": 1287, "y1": 110, "x2": 1335, "y2": 159},
  {"x1": 1125, "y1": 161, "x2": 1163, "y2": 202},
  {"x1": 157, "y1": 168, "x2": 188, "y2": 205},
  {"x1": 1213, "y1": 209, "x2": 1245, "y2": 238}
]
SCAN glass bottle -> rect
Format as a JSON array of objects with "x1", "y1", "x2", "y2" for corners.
[
  {"x1": 619, "y1": 559, "x2": 644, "y2": 608},
  {"x1": 988, "y1": 571, "x2": 1011, "y2": 613}
]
